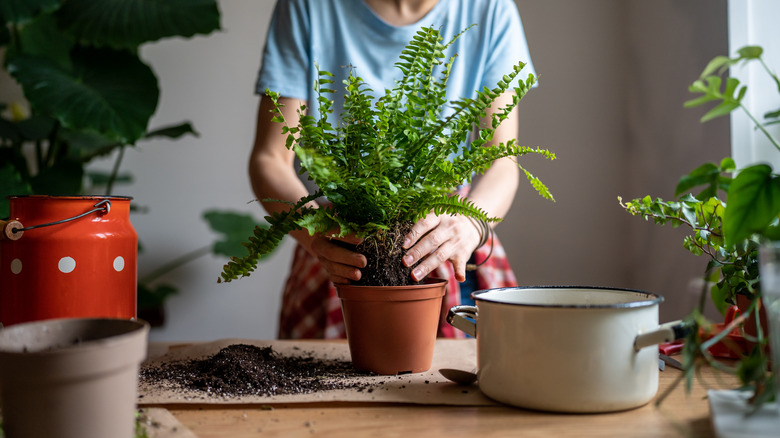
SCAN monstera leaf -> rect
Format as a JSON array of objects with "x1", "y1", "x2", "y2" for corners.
[
  {"x1": 203, "y1": 210, "x2": 269, "y2": 258},
  {"x1": 2, "y1": 0, "x2": 220, "y2": 146},
  {"x1": 56, "y1": 0, "x2": 221, "y2": 48},
  {"x1": 0, "y1": 0, "x2": 62, "y2": 25},
  {"x1": 7, "y1": 47, "x2": 158, "y2": 144}
]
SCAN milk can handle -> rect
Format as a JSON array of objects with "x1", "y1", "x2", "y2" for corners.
[{"x1": 2, "y1": 200, "x2": 111, "y2": 240}]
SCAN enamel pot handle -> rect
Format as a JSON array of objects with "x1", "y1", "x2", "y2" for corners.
[
  {"x1": 447, "y1": 305, "x2": 478, "y2": 338},
  {"x1": 633, "y1": 320, "x2": 690, "y2": 351}
]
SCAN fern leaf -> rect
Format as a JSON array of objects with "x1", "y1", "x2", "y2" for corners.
[
  {"x1": 520, "y1": 165, "x2": 555, "y2": 201},
  {"x1": 219, "y1": 193, "x2": 322, "y2": 282}
]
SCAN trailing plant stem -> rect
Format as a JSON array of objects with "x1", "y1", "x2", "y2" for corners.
[
  {"x1": 759, "y1": 57, "x2": 780, "y2": 95},
  {"x1": 44, "y1": 120, "x2": 61, "y2": 168},
  {"x1": 741, "y1": 103, "x2": 780, "y2": 152},
  {"x1": 106, "y1": 144, "x2": 126, "y2": 195},
  {"x1": 140, "y1": 245, "x2": 212, "y2": 285}
]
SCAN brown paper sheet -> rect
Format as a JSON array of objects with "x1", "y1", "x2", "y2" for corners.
[{"x1": 138, "y1": 339, "x2": 496, "y2": 406}]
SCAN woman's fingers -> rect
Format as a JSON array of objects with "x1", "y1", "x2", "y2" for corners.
[
  {"x1": 403, "y1": 215, "x2": 437, "y2": 249},
  {"x1": 309, "y1": 234, "x2": 366, "y2": 283},
  {"x1": 403, "y1": 213, "x2": 482, "y2": 282},
  {"x1": 307, "y1": 215, "x2": 484, "y2": 285}
]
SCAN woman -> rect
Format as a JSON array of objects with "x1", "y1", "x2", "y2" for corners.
[{"x1": 251, "y1": 0, "x2": 535, "y2": 338}]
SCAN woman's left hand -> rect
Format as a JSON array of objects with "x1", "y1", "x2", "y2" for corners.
[{"x1": 402, "y1": 212, "x2": 482, "y2": 283}]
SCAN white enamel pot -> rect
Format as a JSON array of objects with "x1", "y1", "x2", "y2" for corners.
[{"x1": 446, "y1": 286, "x2": 686, "y2": 413}]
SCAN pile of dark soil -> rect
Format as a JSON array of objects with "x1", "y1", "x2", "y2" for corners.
[{"x1": 140, "y1": 344, "x2": 379, "y2": 397}]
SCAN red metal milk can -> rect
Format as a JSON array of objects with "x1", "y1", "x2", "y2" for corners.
[{"x1": 0, "y1": 196, "x2": 137, "y2": 326}]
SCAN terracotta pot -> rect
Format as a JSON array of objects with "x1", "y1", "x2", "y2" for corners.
[
  {"x1": 0, "y1": 195, "x2": 137, "y2": 326},
  {"x1": 0, "y1": 318, "x2": 149, "y2": 438},
  {"x1": 336, "y1": 279, "x2": 447, "y2": 375}
]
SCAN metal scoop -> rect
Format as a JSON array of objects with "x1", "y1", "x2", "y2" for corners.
[{"x1": 438, "y1": 368, "x2": 477, "y2": 385}]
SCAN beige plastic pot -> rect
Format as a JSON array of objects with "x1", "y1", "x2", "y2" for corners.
[
  {"x1": 447, "y1": 286, "x2": 686, "y2": 413},
  {"x1": 0, "y1": 318, "x2": 149, "y2": 438}
]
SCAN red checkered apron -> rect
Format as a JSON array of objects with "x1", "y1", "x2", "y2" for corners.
[{"x1": 277, "y1": 232, "x2": 517, "y2": 339}]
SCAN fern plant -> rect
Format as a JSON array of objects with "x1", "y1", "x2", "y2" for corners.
[{"x1": 220, "y1": 25, "x2": 555, "y2": 285}]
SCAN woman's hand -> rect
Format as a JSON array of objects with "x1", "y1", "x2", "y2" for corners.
[
  {"x1": 401, "y1": 213, "x2": 482, "y2": 283},
  {"x1": 399, "y1": 90, "x2": 521, "y2": 283},
  {"x1": 295, "y1": 230, "x2": 366, "y2": 284},
  {"x1": 251, "y1": 96, "x2": 367, "y2": 285}
]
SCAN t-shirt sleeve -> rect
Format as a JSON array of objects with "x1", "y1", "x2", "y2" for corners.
[
  {"x1": 482, "y1": 0, "x2": 537, "y2": 90},
  {"x1": 256, "y1": 0, "x2": 312, "y2": 99}
]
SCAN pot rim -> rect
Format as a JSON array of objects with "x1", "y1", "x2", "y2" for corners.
[
  {"x1": 0, "y1": 317, "x2": 149, "y2": 357},
  {"x1": 7, "y1": 195, "x2": 133, "y2": 201},
  {"x1": 336, "y1": 278, "x2": 447, "y2": 302},
  {"x1": 472, "y1": 285, "x2": 664, "y2": 309}
]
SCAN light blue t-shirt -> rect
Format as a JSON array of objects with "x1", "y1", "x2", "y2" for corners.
[{"x1": 256, "y1": 0, "x2": 537, "y2": 123}]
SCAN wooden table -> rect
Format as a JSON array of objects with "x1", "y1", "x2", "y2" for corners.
[{"x1": 144, "y1": 341, "x2": 738, "y2": 438}]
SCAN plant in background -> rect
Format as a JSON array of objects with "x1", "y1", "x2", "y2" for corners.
[
  {"x1": 0, "y1": 0, "x2": 246, "y2": 319},
  {"x1": 137, "y1": 210, "x2": 269, "y2": 325},
  {"x1": 0, "y1": 0, "x2": 222, "y2": 211},
  {"x1": 620, "y1": 46, "x2": 779, "y2": 408},
  {"x1": 219, "y1": 26, "x2": 555, "y2": 285}
]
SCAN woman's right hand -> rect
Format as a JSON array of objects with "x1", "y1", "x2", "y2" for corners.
[{"x1": 295, "y1": 230, "x2": 366, "y2": 284}]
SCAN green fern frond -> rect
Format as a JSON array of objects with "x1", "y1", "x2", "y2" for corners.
[
  {"x1": 219, "y1": 192, "x2": 321, "y2": 282},
  {"x1": 424, "y1": 194, "x2": 500, "y2": 223},
  {"x1": 520, "y1": 165, "x2": 555, "y2": 201},
  {"x1": 222, "y1": 25, "x2": 555, "y2": 282}
]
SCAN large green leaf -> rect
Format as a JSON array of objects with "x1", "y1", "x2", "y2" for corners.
[
  {"x1": 59, "y1": 122, "x2": 199, "y2": 163},
  {"x1": 57, "y1": 0, "x2": 221, "y2": 49},
  {"x1": 203, "y1": 210, "x2": 268, "y2": 258},
  {"x1": 144, "y1": 122, "x2": 199, "y2": 140},
  {"x1": 87, "y1": 170, "x2": 133, "y2": 187},
  {"x1": 9, "y1": 12, "x2": 74, "y2": 69},
  {"x1": 29, "y1": 158, "x2": 83, "y2": 195},
  {"x1": 7, "y1": 47, "x2": 158, "y2": 144},
  {"x1": 675, "y1": 158, "x2": 734, "y2": 199},
  {"x1": 137, "y1": 283, "x2": 178, "y2": 309},
  {"x1": 59, "y1": 128, "x2": 120, "y2": 161},
  {"x1": 0, "y1": 163, "x2": 33, "y2": 217},
  {"x1": 0, "y1": 22, "x2": 9, "y2": 45},
  {"x1": 0, "y1": 0, "x2": 61, "y2": 25},
  {"x1": 0, "y1": 117, "x2": 21, "y2": 143},
  {"x1": 736, "y1": 45, "x2": 763, "y2": 60},
  {"x1": 16, "y1": 115, "x2": 56, "y2": 141},
  {"x1": 724, "y1": 164, "x2": 780, "y2": 245}
]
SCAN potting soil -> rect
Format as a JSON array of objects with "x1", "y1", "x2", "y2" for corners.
[{"x1": 139, "y1": 344, "x2": 380, "y2": 397}]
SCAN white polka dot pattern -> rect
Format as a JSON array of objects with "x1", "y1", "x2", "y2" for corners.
[
  {"x1": 8, "y1": 255, "x2": 130, "y2": 274},
  {"x1": 58, "y1": 257, "x2": 76, "y2": 274},
  {"x1": 113, "y1": 256, "x2": 125, "y2": 272}
]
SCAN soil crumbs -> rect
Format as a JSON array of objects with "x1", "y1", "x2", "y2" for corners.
[{"x1": 140, "y1": 344, "x2": 382, "y2": 399}]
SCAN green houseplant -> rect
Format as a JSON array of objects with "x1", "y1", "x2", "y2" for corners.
[
  {"x1": 218, "y1": 26, "x2": 555, "y2": 374},
  {"x1": 0, "y1": 0, "x2": 238, "y2": 322},
  {"x1": 620, "y1": 45, "x2": 779, "y2": 407},
  {"x1": 219, "y1": 25, "x2": 555, "y2": 285},
  {"x1": 0, "y1": 0, "x2": 221, "y2": 207}
]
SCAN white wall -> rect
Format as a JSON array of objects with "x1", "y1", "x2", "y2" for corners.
[{"x1": 728, "y1": 0, "x2": 780, "y2": 169}]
